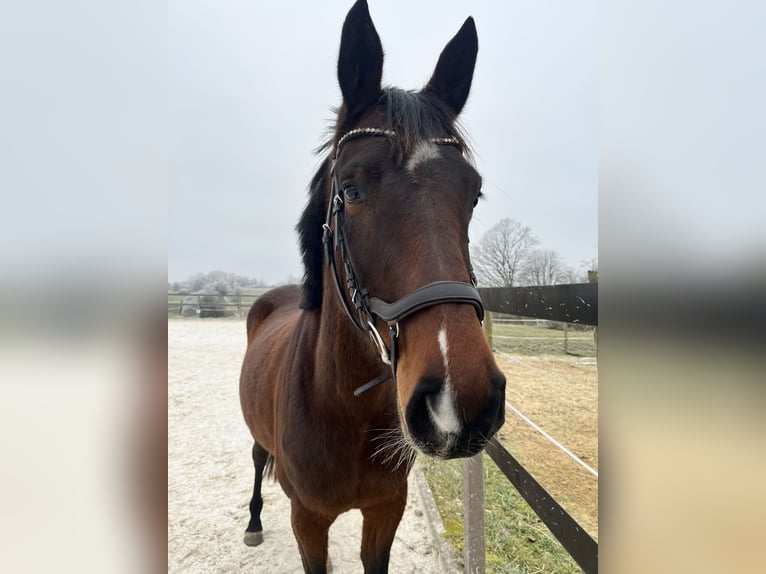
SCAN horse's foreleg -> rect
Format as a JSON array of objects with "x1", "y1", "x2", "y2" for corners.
[
  {"x1": 290, "y1": 500, "x2": 335, "y2": 574},
  {"x1": 244, "y1": 441, "x2": 270, "y2": 546},
  {"x1": 360, "y1": 492, "x2": 407, "y2": 574}
]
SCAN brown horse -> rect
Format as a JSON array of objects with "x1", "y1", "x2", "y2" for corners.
[{"x1": 239, "y1": 1, "x2": 506, "y2": 572}]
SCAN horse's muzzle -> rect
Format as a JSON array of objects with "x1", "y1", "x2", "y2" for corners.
[{"x1": 404, "y1": 371, "x2": 506, "y2": 459}]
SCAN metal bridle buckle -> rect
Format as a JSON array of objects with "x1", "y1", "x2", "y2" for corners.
[{"x1": 366, "y1": 320, "x2": 391, "y2": 366}]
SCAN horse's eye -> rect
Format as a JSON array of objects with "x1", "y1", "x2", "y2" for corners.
[{"x1": 343, "y1": 184, "x2": 361, "y2": 204}]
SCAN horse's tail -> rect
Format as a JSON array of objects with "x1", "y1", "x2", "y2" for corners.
[{"x1": 264, "y1": 453, "x2": 276, "y2": 481}]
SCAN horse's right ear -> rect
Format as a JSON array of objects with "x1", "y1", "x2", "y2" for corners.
[
  {"x1": 424, "y1": 16, "x2": 478, "y2": 116},
  {"x1": 338, "y1": 0, "x2": 383, "y2": 122}
]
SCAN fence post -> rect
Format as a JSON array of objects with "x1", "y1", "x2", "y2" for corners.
[
  {"x1": 563, "y1": 321, "x2": 569, "y2": 354},
  {"x1": 588, "y1": 271, "x2": 598, "y2": 354},
  {"x1": 462, "y1": 310, "x2": 492, "y2": 574},
  {"x1": 463, "y1": 454, "x2": 485, "y2": 574},
  {"x1": 482, "y1": 311, "x2": 493, "y2": 349}
]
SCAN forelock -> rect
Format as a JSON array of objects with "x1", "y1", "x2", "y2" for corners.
[{"x1": 380, "y1": 88, "x2": 470, "y2": 161}]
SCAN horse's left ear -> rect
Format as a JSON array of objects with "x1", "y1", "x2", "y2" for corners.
[
  {"x1": 424, "y1": 17, "x2": 478, "y2": 116},
  {"x1": 338, "y1": 0, "x2": 384, "y2": 122}
]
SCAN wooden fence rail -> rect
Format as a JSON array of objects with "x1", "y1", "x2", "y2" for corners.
[
  {"x1": 167, "y1": 292, "x2": 262, "y2": 316},
  {"x1": 484, "y1": 439, "x2": 598, "y2": 573},
  {"x1": 462, "y1": 283, "x2": 599, "y2": 574}
]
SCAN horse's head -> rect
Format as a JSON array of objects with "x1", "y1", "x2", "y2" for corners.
[{"x1": 300, "y1": 0, "x2": 505, "y2": 459}]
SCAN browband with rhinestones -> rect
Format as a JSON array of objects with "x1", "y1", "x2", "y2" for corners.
[
  {"x1": 336, "y1": 127, "x2": 396, "y2": 149},
  {"x1": 335, "y1": 128, "x2": 461, "y2": 153}
]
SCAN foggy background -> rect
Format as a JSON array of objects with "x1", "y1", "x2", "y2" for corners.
[{"x1": 168, "y1": 0, "x2": 597, "y2": 285}]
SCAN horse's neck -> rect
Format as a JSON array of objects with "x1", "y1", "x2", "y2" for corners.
[{"x1": 313, "y1": 302, "x2": 393, "y2": 415}]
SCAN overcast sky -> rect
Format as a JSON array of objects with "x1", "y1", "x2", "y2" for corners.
[{"x1": 168, "y1": 0, "x2": 596, "y2": 284}]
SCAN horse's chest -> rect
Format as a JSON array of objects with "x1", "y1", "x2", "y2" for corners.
[{"x1": 278, "y1": 428, "x2": 407, "y2": 512}]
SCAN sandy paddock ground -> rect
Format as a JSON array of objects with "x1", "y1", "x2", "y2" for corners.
[{"x1": 168, "y1": 319, "x2": 454, "y2": 573}]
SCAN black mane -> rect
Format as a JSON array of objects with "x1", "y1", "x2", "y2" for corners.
[
  {"x1": 297, "y1": 87, "x2": 471, "y2": 310},
  {"x1": 297, "y1": 160, "x2": 328, "y2": 310}
]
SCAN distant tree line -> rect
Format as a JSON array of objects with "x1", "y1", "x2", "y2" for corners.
[
  {"x1": 169, "y1": 221, "x2": 596, "y2": 296},
  {"x1": 472, "y1": 218, "x2": 597, "y2": 287},
  {"x1": 168, "y1": 270, "x2": 269, "y2": 295}
]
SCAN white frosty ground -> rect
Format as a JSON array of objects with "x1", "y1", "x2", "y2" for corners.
[{"x1": 168, "y1": 320, "x2": 451, "y2": 573}]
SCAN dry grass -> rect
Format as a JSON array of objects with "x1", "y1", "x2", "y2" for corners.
[
  {"x1": 492, "y1": 322, "x2": 597, "y2": 357},
  {"x1": 422, "y1": 349, "x2": 598, "y2": 573},
  {"x1": 494, "y1": 353, "x2": 598, "y2": 539}
]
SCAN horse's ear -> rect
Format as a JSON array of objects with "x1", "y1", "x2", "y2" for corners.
[
  {"x1": 424, "y1": 17, "x2": 478, "y2": 116},
  {"x1": 338, "y1": 0, "x2": 383, "y2": 122}
]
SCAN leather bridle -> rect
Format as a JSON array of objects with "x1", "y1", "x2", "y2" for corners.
[{"x1": 321, "y1": 127, "x2": 484, "y2": 395}]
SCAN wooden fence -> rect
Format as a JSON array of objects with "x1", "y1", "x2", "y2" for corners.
[
  {"x1": 167, "y1": 292, "x2": 262, "y2": 317},
  {"x1": 462, "y1": 283, "x2": 599, "y2": 574}
]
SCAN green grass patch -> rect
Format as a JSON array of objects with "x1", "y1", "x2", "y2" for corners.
[{"x1": 421, "y1": 455, "x2": 582, "y2": 574}]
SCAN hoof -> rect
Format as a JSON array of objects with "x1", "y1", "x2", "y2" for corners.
[{"x1": 243, "y1": 530, "x2": 264, "y2": 547}]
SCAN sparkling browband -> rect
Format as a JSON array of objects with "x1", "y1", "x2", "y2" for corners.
[
  {"x1": 337, "y1": 127, "x2": 395, "y2": 148},
  {"x1": 336, "y1": 127, "x2": 461, "y2": 151}
]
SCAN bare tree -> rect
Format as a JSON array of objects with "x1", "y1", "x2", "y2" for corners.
[
  {"x1": 522, "y1": 248, "x2": 572, "y2": 285},
  {"x1": 471, "y1": 218, "x2": 539, "y2": 287},
  {"x1": 181, "y1": 270, "x2": 267, "y2": 293},
  {"x1": 561, "y1": 267, "x2": 584, "y2": 284}
]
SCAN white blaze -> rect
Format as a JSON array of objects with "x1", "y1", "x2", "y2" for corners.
[{"x1": 425, "y1": 325, "x2": 462, "y2": 435}]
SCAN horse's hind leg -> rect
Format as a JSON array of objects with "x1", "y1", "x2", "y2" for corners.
[{"x1": 243, "y1": 441, "x2": 270, "y2": 546}]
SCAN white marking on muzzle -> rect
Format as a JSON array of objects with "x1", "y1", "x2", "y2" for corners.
[
  {"x1": 425, "y1": 325, "x2": 462, "y2": 435},
  {"x1": 406, "y1": 140, "x2": 440, "y2": 173}
]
